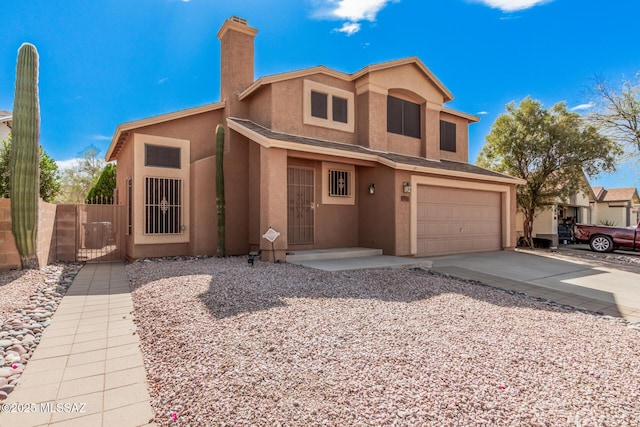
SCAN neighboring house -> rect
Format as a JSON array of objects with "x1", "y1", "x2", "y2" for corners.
[
  {"x1": 106, "y1": 16, "x2": 523, "y2": 260},
  {"x1": 592, "y1": 187, "x2": 640, "y2": 226},
  {"x1": 515, "y1": 173, "x2": 596, "y2": 246},
  {"x1": 0, "y1": 111, "x2": 11, "y2": 142}
]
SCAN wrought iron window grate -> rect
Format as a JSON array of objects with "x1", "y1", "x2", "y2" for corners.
[{"x1": 144, "y1": 177, "x2": 182, "y2": 234}]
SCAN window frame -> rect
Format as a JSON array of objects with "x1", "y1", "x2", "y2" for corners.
[
  {"x1": 387, "y1": 95, "x2": 422, "y2": 139},
  {"x1": 303, "y1": 80, "x2": 355, "y2": 133},
  {"x1": 133, "y1": 133, "x2": 190, "y2": 245},
  {"x1": 439, "y1": 120, "x2": 457, "y2": 152},
  {"x1": 144, "y1": 144, "x2": 182, "y2": 169},
  {"x1": 321, "y1": 162, "x2": 355, "y2": 205}
]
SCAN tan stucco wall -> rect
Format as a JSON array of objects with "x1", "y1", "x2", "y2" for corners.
[
  {"x1": 0, "y1": 199, "x2": 60, "y2": 270},
  {"x1": 516, "y1": 207, "x2": 556, "y2": 237},
  {"x1": 595, "y1": 203, "x2": 630, "y2": 226},
  {"x1": 37, "y1": 201, "x2": 57, "y2": 266},
  {"x1": 439, "y1": 111, "x2": 469, "y2": 163},
  {"x1": 394, "y1": 170, "x2": 413, "y2": 256},
  {"x1": 0, "y1": 199, "x2": 20, "y2": 271},
  {"x1": 366, "y1": 64, "x2": 444, "y2": 105},
  {"x1": 357, "y1": 166, "x2": 397, "y2": 254},
  {"x1": 259, "y1": 146, "x2": 288, "y2": 261},
  {"x1": 248, "y1": 85, "x2": 273, "y2": 129},
  {"x1": 135, "y1": 110, "x2": 222, "y2": 163},
  {"x1": 270, "y1": 75, "x2": 357, "y2": 145},
  {"x1": 190, "y1": 156, "x2": 216, "y2": 256}
]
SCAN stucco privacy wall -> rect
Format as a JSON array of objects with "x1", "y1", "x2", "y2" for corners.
[
  {"x1": 0, "y1": 199, "x2": 58, "y2": 271},
  {"x1": 0, "y1": 199, "x2": 20, "y2": 271}
]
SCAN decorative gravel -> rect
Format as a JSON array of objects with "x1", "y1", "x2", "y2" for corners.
[
  {"x1": 0, "y1": 263, "x2": 83, "y2": 401},
  {"x1": 128, "y1": 257, "x2": 640, "y2": 426}
]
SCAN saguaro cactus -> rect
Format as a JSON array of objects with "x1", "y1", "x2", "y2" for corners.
[
  {"x1": 10, "y1": 43, "x2": 40, "y2": 270},
  {"x1": 215, "y1": 124, "x2": 225, "y2": 257}
]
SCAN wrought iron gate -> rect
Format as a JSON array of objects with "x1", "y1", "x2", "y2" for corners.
[
  {"x1": 76, "y1": 203, "x2": 125, "y2": 262},
  {"x1": 287, "y1": 167, "x2": 315, "y2": 245}
]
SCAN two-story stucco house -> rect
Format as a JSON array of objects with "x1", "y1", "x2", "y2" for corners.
[{"x1": 106, "y1": 17, "x2": 523, "y2": 261}]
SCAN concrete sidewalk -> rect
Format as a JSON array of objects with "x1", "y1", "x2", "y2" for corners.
[
  {"x1": 0, "y1": 263, "x2": 155, "y2": 427},
  {"x1": 431, "y1": 250, "x2": 640, "y2": 322}
]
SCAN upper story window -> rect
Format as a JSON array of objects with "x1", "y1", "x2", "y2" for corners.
[
  {"x1": 145, "y1": 144, "x2": 181, "y2": 169},
  {"x1": 387, "y1": 95, "x2": 421, "y2": 139},
  {"x1": 440, "y1": 120, "x2": 457, "y2": 152},
  {"x1": 304, "y1": 80, "x2": 354, "y2": 133}
]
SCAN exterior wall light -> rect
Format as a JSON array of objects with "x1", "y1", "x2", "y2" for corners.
[
  {"x1": 402, "y1": 182, "x2": 411, "y2": 193},
  {"x1": 369, "y1": 184, "x2": 375, "y2": 195}
]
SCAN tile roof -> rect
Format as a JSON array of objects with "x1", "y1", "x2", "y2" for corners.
[
  {"x1": 228, "y1": 118, "x2": 519, "y2": 182},
  {"x1": 598, "y1": 187, "x2": 640, "y2": 202}
]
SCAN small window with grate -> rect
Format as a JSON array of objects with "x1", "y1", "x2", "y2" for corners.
[
  {"x1": 328, "y1": 169, "x2": 351, "y2": 197},
  {"x1": 145, "y1": 144, "x2": 181, "y2": 169}
]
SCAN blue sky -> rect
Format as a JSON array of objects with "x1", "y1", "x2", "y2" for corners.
[{"x1": 1, "y1": 0, "x2": 639, "y2": 189}]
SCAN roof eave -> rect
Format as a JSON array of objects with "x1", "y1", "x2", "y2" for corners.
[
  {"x1": 106, "y1": 102, "x2": 226, "y2": 161},
  {"x1": 227, "y1": 118, "x2": 524, "y2": 186}
]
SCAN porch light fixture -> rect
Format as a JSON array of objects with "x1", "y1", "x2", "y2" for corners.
[
  {"x1": 402, "y1": 182, "x2": 411, "y2": 193},
  {"x1": 369, "y1": 184, "x2": 375, "y2": 195}
]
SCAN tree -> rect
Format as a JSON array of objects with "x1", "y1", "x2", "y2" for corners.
[
  {"x1": 587, "y1": 74, "x2": 640, "y2": 154},
  {"x1": 56, "y1": 146, "x2": 105, "y2": 203},
  {"x1": 477, "y1": 97, "x2": 621, "y2": 247},
  {"x1": 0, "y1": 137, "x2": 61, "y2": 202},
  {"x1": 86, "y1": 163, "x2": 116, "y2": 203}
]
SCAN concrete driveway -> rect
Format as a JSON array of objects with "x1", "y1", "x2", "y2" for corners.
[{"x1": 430, "y1": 250, "x2": 640, "y2": 322}]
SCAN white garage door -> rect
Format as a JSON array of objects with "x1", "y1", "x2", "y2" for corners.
[{"x1": 417, "y1": 186, "x2": 502, "y2": 256}]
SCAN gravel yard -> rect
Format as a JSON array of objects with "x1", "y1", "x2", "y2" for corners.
[{"x1": 128, "y1": 257, "x2": 640, "y2": 427}]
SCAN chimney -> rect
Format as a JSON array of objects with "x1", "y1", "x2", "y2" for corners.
[{"x1": 217, "y1": 16, "x2": 258, "y2": 107}]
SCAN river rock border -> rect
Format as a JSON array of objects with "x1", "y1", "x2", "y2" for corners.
[{"x1": 0, "y1": 263, "x2": 83, "y2": 401}]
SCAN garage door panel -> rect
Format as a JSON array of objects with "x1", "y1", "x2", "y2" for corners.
[{"x1": 417, "y1": 186, "x2": 501, "y2": 256}]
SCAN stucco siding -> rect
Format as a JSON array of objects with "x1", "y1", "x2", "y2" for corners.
[
  {"x1": 270, "y1": 75, "x2": 357, "y2": 145},
  {"x1": 135, "y1": 110, "x2": 222, "y2": 163}
]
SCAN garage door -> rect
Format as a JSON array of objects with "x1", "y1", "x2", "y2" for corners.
[{"x1": 417, "y1": 186, "x2": 501, "y2": 256}]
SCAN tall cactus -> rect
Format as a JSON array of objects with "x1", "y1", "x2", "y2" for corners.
[
  {"x1": 215, "y1": 124, "x2": 225, "y2": 257},
  {"x1": 10, "y1": 43, "x2": 40, "y2": 270}
]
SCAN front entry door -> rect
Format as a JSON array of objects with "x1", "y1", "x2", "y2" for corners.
[{"x1": 287, "y1": 167, "x2": 315, "y2": 245}]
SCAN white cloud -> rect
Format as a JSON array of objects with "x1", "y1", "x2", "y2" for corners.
[
  {"x1": 570, "y1": 102, "x2": 595, "y2": 111},
  {"x1": 91, "y1": 134, "x2": 111, "y2": 141},
  {"x1": 477, "y1": 111, "x2": 489, "y2": 115},
  {"x1": 472, "y1": 0, "x2": 552, "y2": 12},
  {"x1": 314, "y1": 0, "x2": 398, "y2": 35},
  {"x1": 334, "y1": 22, "x2": 361, "y2": 36},
  {"x1": 157, "y1": 77, "x2": 169, "y2": 84},
  {"x1": 330, "y1": 0, "x2": 395, "y2": 21},
  {"x1": 56, "y1": 158, "x2": 82, "y2": 171}
]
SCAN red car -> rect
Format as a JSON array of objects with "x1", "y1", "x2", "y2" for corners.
[{"x1": 573, "y1": 221, "x2": 640, "y2": 253}]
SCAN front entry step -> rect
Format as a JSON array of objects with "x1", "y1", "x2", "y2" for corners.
[{"x1": 286, "y1": 247, "x2": 382, "y2": 262}]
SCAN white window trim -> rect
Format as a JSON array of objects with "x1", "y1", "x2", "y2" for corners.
[
  {"x1": 303, "y1": 80, "x2": 355, "y2": 133},
  {"x1": 321, "y1": 162, "x2": 355, "y2": 205}
]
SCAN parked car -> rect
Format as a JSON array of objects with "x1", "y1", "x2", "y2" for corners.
[{"x1": 573, "y1": 221, "x2": 640, "y2": 253}]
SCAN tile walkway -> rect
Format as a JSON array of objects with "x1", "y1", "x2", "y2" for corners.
[{"x1": 0, "y1": 262, "x2": 155, "y2": 427}]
